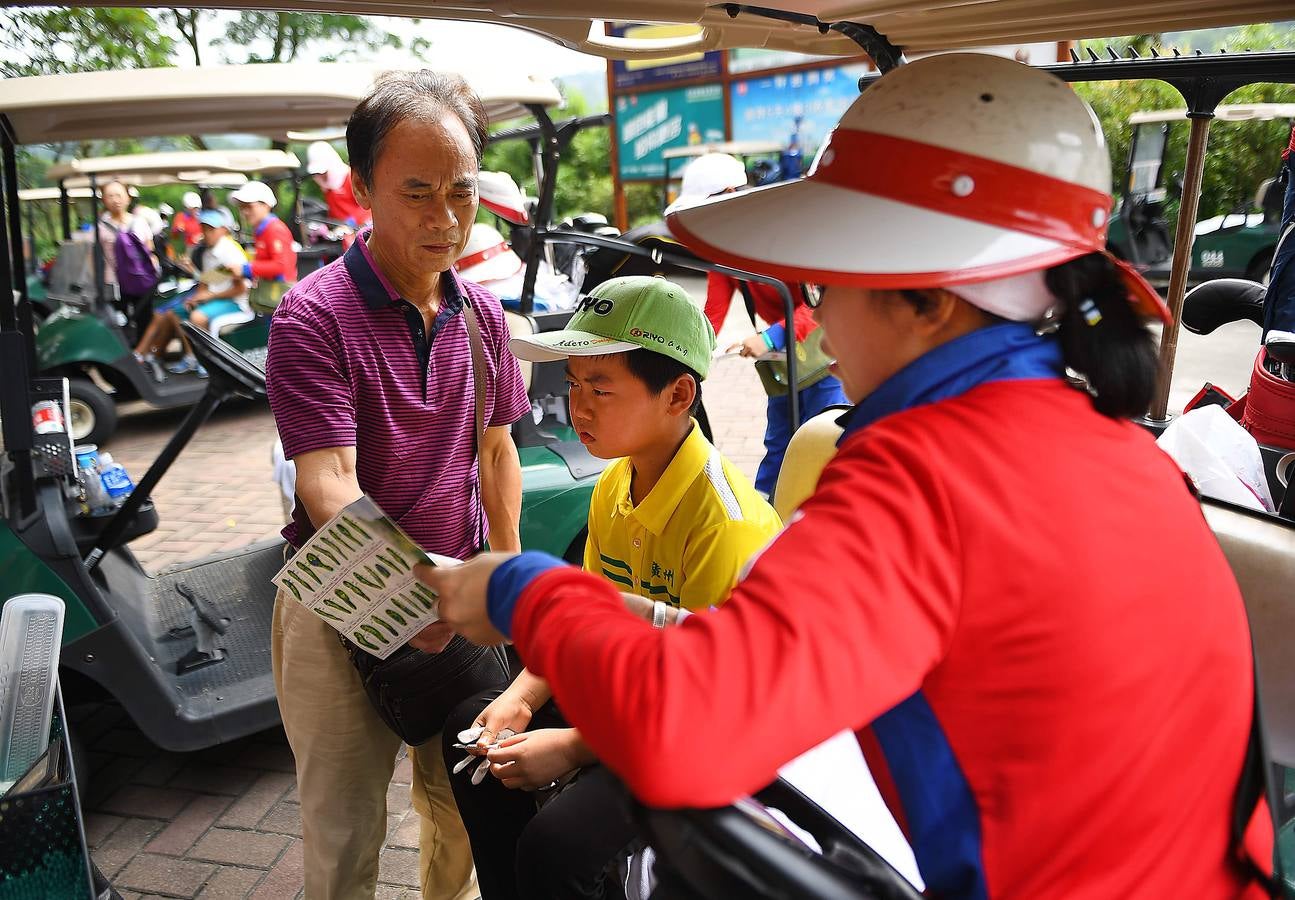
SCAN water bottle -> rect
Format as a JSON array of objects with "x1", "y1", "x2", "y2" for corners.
[
  {"x1": 97, "y1": 451, "x2": 134, "y2": 508},
  {"x1": 79, "y1": 460, "x2": 112, "y2": 515}
]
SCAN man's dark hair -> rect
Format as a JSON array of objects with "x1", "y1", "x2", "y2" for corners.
[
  {"x1": 346, "y1": 70, "x2": 489, "y2": 189},
  {"x1": 622, "y1": 348, "x2": 703, "y2": 414}
]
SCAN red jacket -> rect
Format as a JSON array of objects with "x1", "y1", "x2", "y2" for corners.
[
  {"x1": 249, "y1": 215, "x2": 297, "y2": 284},
  {"x1": 171, "y1": 211, "x2": 201, "y2": 248},
  {"x1": 326, "y1": 172, "x2": 370, "y2": 228},
  {"x1": 704, "y1": 273, "x2": 816, "y2": 346},
  {"x1": 514, "y1": 379, "x2": 1271, "y2": 898}
]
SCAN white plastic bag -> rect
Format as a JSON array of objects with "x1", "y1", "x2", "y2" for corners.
[{"x1": 1156, "y1": 405, "x2": 1274, "y2": 511}]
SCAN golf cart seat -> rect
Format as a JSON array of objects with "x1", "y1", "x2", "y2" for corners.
[
  {"x1": 45, "y1": 239, "x2": 98, "y2": 304},
  {"x1": 772, "y1": 406, "x2": 850, "y2": 520},
  {"x1": 1202, "y1": 501, "x2": 1295, "y2": 773},
  {"x1": 1182, "y1": 278, "x2": 1267, "y2": 335}
]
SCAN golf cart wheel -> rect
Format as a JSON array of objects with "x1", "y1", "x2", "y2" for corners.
[
  {"x1": 68, "y1": 378, "x2": 117, "y2": 445},
  {"x1": 1246, "y1": 248, "x2": 1275, "y2": 286}
]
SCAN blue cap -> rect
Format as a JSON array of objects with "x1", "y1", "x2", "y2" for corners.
[{"x1": 198, "y1": 208, "x2": 233, "y2": 229}]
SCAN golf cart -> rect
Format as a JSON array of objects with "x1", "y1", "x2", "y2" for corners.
[
  {"x1": 30, "y1": 149, "x2": 301, "y2": 445},
  {"x1": 1108, "y1": 102, "x2": 1295, "y2": 287}
]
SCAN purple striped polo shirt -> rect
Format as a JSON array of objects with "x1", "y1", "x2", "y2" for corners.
[{"x1": 265, "y1": 232, "x2": 530, "y2": 558}]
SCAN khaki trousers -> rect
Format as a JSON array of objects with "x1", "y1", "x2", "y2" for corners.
[{"x1": 272, "y1": 589, "x2": 478, "y2": 900}]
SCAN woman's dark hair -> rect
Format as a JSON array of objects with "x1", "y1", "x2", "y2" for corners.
[
  {"x1": 347, "y1": 70, "x2": 489, "y2": 190},
  {"x1": 622, "y1": 348, "x2": 703, "y2": 414},
  {"x1": 1044, "y1": 252, "x2": 1157, "y2": 418}
]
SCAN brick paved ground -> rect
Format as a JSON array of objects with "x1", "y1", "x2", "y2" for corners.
[{"x1": 77, "y1": 279, "x2": 768, "y2": 899}]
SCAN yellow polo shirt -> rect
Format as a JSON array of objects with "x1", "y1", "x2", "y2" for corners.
[{"x1": 583, "y1": 421, "x2": 781, "y2": 610}]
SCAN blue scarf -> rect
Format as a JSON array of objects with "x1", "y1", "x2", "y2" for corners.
[{"x1": 839, "y1": 322, "x2": 1064, "y2": 443}]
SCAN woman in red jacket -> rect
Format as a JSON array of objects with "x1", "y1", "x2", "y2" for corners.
[{"x1": 420, "y1": 54, "x2": 1273, "y2": 898}]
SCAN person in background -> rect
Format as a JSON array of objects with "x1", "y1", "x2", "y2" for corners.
[
  {"x1": 99, "y1": 179, "x2": 161, "y2": 341},
  {"x1": 134, "y1": 208, "x2": 248, "y2": 378},
  {"x1": 230, "y1": 180, "x2": 298, "y2": 292},
  {"x1": 98, "y1": 179, "x2": 156, "y2": 285},
  {"x1": 172, "y1": 191, "x2": 203, "y2": 250},
  {"x1": 307, "y1": 140, "x2": 370, "y2": 229},
  {"x1": 670, "y1": 152, "x2": 849, "y2": 495}
]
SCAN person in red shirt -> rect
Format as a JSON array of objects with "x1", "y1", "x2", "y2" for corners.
[
  {"x1": 419, "y1": 54, "x2": 1274, "y2": 899},
  {"x1": 171, "y1": 191, "x2": 203, "y2": 250},
  {"x1": 230, "y1": 180, "x2": 297, "y2": 290},
  {"x1": 307, "y1": 140, "x2": 370, "y2": 229}
]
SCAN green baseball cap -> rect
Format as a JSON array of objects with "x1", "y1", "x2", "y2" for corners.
[{"x1": 508, "y1": 275, "x2": 717, "y2": 378}]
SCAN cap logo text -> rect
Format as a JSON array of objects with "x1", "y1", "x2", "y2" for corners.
[{"x1": 578, "y1": 296, "x2": 615, "y2": 316}]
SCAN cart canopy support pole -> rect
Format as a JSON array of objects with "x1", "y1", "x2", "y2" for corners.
[{"x1": 1149, "y1": 113, "x2": 1212, "y2": 421}]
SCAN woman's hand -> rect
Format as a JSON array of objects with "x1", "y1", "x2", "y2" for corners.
[
  {"x1": 415, "y1": 554, "x2": 514, "y2": 646},
  {"x1": 728, "y1": 333, "x2": 769, "y2": 359},
  {"x1": 487, "y1": 728, "x2": 593, "y2": 791}
]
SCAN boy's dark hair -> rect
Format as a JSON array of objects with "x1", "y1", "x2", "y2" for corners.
[{"x1": 623, "y1": 348, "x2": 703, "y2": 414}]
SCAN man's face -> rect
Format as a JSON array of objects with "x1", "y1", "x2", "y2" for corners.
[
  {"x1": 351, "y1": 111, "x2": 478, "y2": 278},
  {"x1": 102, "y1": 183, "x2": 130, "y2": 216},
  {"x1": 565, "y1": 354, "x2": 686, "y2": 460}
]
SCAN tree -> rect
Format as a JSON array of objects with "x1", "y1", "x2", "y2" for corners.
[
  {"x1": 0, "y1": 7, "x2": 174, "y2": 78},
  {"x1": 1075, "y1": 24, "x2": 1295, "y2": 229},
  {"x1": 217, "y1": 12, "x2": 429, "y2": 64}
]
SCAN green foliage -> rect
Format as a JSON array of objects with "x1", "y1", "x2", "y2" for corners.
[
  {"x1": 1076, "y1": 23, "x2": 1295, "y2": 230},
  {"x1": 481, "y1": 88, "x2": 618, "y2": 225},
  {"x1": 0, "y1": 7, "x2": 174, "y2": 78},
  {"x1": 218, "y1": 12, "x2": 429, "y2": 64}
]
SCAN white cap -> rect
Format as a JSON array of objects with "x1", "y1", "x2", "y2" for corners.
[
  {"x1": 229, "y1": 180, "x2": 277, "y2": 207},
  {"x1": 478, "y1": 170, "x2": 529, "y2": 225},
  {"x1": 306, "y1": 141, "x2": 344, "y2": 176},
  {"x1": 456, "y1": 224, "x2": 523, "y2": 284},
  {"x1": 182, "y1": 191, "x2": 201, "y2": 209},
  {"x1": 664, "y1": 153, "x2": 748, "y2": 215}
]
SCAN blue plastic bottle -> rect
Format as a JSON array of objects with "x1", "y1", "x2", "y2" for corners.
[{"x1": 97, "y1": 452, "x2": 135, "y2": 507}]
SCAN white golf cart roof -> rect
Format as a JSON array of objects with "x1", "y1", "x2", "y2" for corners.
[
  {"x1": 46, "y1": 149, "x2": 302, "y2": 182},
  {"x1": 1130, "y1": 103, "x2": 1295, "y2": 125},
  {"x1": 18, "y1": 186, "x2": 96, "y2": 202},
  {"x1": 65, "y1": 1, "x2": 1294, "y2": 56},
  {"x1": 54, "y1": 172, "x2": 251, "y2": 190},
  {"x1": 0, "y1": 63, "x2": 563, "y2": 144},
  {"x1": 662, "y1": 141, "x2": 784, "y2": 161}
]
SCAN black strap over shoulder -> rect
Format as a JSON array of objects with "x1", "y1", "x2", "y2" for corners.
[{"x1": 1231, "y1": 666, "x2": 1284, "y2": 896}]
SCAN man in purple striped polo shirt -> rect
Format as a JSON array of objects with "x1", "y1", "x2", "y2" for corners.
[{"x1": 266, "y1": 70, "x2": 529, "y2": 900}]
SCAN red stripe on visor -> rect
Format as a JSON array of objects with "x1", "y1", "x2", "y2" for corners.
[
  {"x1": 811, "y1": 130, "x2": 1112, "y2": 252},
  {"x1": 457, "y1": 242, "x2": 512, "y2": 270}
]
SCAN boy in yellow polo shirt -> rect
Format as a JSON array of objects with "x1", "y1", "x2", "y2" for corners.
[{"x1": 441, "y1": 275, "x2": 780, "y2": 900}]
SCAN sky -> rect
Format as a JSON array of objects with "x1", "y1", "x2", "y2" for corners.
[{"x1": 195, "y1": 12, "x2": 607, "y2": 78}]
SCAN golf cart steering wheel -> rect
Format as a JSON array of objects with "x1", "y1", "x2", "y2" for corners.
[
  {"x1": 179, "y1": 321, "x2": 267, "y2": 399},
  {"x1": 639, "y1": 777, "x2": 922, "y2": 900}
]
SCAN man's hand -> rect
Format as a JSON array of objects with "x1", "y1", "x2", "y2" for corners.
[
  {"x1": 408, "y1": 622, "x2": 455, "y2": 653},
  {"x1": 728, "y1": 333, "x2": 769, "y2": 359},
  {"x1": 487, "y1": 728, "x2": 590, "y2": 790},
  {"x1": 415, "y1": 553, "x2": 515, "y2": 646}
]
